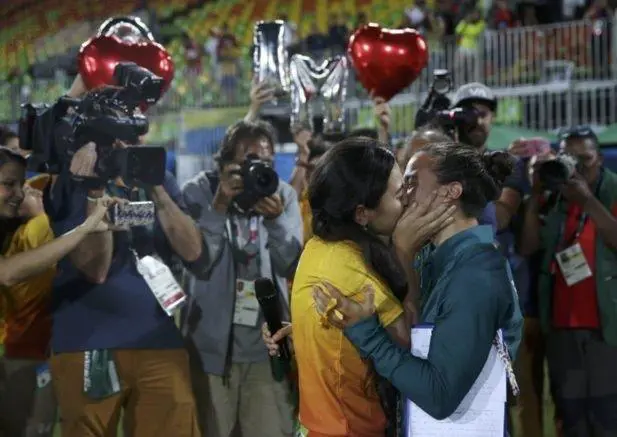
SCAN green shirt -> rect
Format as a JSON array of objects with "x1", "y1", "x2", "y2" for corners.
[
  {"x1": 537, "y1": 168, "x2": 617, "y2": 345},
  {"x1": 344, "y1": 225, "x2": 521, "y2": 419}
]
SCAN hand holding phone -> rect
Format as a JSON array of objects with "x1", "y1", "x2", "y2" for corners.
[
  {"x1": 509, "y1": 137, "x2": 551, "y2": 158},
  {"x1": 110, "y1": 201, "x2": 155, "y2": 228}
]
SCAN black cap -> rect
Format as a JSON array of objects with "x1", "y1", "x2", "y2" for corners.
[{"x1": 558, "y1": 125, "x2": 599, "y2": 143}]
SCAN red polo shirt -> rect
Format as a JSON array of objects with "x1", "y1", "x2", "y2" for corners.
[{"x1": 552, "y1": 202, "x2": 617, "y2": 328}]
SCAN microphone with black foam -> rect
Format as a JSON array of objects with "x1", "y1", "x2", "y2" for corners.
[{"x1": 255, "y1": 277, "x2": 292, "y2": 380}]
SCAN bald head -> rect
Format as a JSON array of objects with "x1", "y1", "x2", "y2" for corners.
[{"x1": 402, "y1": 128, "x2": 452, "y2": 168}]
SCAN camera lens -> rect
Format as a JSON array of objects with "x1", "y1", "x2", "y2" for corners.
[
  {"x1": 249, "y1": 163, "x2": 279, "y2": 197},
  {"x1": 433, "y1": 78, "x2": 449, "y2": 94},
  {"x1": 256, "y1": 171, "x2": 275, "y2": 187},
  {"x1": 538, "y1": 160, "x2": 571, "y2": 189}
]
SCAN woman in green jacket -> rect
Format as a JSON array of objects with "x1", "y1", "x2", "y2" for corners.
[{"x1": 313, "y1": 142, "x2": 522, "y2": 421}]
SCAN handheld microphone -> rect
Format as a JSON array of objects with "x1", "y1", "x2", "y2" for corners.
[{"x1": 254, "y1": 277, "x2": 292, "y2": 364}]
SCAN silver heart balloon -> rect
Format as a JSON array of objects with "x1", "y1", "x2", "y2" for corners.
[
  {"x1": 290, "y1": 54, "x2": 349, "y2": 134},
  {"x1": 253, "y1": 20, "x2": 291, "y2": 98}
]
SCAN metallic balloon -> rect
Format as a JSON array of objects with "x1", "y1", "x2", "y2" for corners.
[
  {"x1": 253, "y1": 21, "x2": 291, "y2": 98},
  {"x1": 290, "y1": 54, "x2": 349, "y2": 134},
  {"x1": 348, "y1": 23, "x2": 428, "y2": 101},
  {"x1": 98, "y1": 16, "x2": 154, "y2": 43},
  {"x1": 78, "y1": 16, "x2": 174, "y2": 107}
]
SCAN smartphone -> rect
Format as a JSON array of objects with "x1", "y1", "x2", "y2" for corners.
[
  {"x1": 110, "y1": 201, "x2": 155, "y2": 228},
  {"x1": 519, "y1": 138, "x2": 551, "y2": 158}
]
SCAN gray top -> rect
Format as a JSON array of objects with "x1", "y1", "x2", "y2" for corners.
[
  {"x1": 230, "y1": 215, "x2": 267, "y2": 363},
  {"x1": 180, "y1": 171, "x2": 303, "y2": 375}
]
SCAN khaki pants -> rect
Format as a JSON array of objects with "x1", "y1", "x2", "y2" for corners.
[
  {"x1": 191, "y1": 359, "x2": 295, "y2": 437},
  {"x1": 512, "y1": 317, "x2": 551, "y2": 436},
  {"x1": 0, "y1": 358, "x2": 57, "y2": 437},
  {"x1": 50, "y1": 348, "x2": 200, "y2": 437}
]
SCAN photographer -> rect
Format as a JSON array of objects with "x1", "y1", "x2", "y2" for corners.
[
  {"x1": 0, "y1": 147, "x2": 116, "y2": 437},
  {"x1": 449, "y1": 82, "x2": 525, "y2": 233},
  {"x1": 43, "y1": 93, "x2": 203, "y2": 436},
  {"x1": 520, "y1": 127, "x2": 617, "y2": 437},
  {"x1": 181, "y1": 120, "x2": 303, "y2": 437}
]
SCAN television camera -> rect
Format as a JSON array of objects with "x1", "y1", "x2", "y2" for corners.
[
  {"x1": 414, "y1": 69, "x2": 483, "y2": 140},
  {"x1": 19, "y1": 62, "x2": 167, "y2": 187}
]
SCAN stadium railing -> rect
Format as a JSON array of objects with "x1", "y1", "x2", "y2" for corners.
[{"x1": 2, "y1": 16, "x2": 616, "y2": 134}]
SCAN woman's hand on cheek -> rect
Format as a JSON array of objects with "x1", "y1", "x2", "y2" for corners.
[{"x1": 393, "y1": 190, "x2": 456, "y2": 256}]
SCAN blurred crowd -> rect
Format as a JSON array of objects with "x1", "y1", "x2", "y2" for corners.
[{"x1": 178, "y1": 0, "x2": 615, "y2": 106}]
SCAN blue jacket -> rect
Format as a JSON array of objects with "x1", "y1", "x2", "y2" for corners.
[{"x1": 344, "y1": 225, "x2": 522, "y2": 420}]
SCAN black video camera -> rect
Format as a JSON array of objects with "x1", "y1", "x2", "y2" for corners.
[
  {"x1": 433, "y1": 106, "x2": 482, "y2": 138},
  {"x1": 232, "y1": 154, "x2": 280, "y2": 214},
  {"x1": 415, "y1": 69, "x2": 481, "y2": 139},
  {"x1": 18, "y1": 62, "x2": 167, "y2": 187}
]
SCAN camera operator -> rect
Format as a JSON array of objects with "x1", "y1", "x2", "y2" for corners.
[
  {"x1": 448, "y1": 82, "x2": 525, "y2": 233},
  {"x1": 42, "y1": 79, "x2": 203, "y2": 435},
  {"x1": 181, "y1": 119, "x2": 303, "y2": 437},
  {"x1": 520, "y1": 126, "x2": 617, "y2": 437},
  {"x1": 0, "y1": 147, "x2": 117, "y2": 437}
]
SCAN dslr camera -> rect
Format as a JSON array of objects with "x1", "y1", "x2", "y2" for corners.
[
  {"x1": 19, "y1": 62, "x2": 167, "y2": 187},
  {"x1": 231, "y1": 154, "x2": 280, "y2": 214},
  {"x1": 536, "y1": 154, "x2": 579, "y2": 191},
  {"x1": 536, "y1": 126, "x2": 597, "y2": 191}
]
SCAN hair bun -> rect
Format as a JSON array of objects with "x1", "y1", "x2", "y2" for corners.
[{"x1": 481, "y1": 151, "x2": 515, "y2": 188}]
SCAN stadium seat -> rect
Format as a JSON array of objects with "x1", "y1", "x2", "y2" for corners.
[{"x1": 0, "y1": 0, "x2": 193, "y2": 77}]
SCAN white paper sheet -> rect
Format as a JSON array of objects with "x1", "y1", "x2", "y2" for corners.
[{"x1": 405, "y1": 326, "x2": 507, "y2": 437}]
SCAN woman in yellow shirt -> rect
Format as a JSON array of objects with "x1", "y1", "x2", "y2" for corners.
[
  {"x1": 291, "y1": 138, "x2": 412, "y2": 437},
  {"x1": 455, "y1": 9, "x2": 486, "y2": 83},
  {"x1": 0, "y1": 147, "x2": 116, "y2": 436}
]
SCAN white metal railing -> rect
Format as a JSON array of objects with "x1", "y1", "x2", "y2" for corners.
[{"x1": 2, "y1": 17, "x2": 616, "y2": 133}]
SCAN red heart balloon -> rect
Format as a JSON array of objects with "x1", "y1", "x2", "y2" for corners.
[
  {"x1": 348, "y1": 24, "x2": 428, "y2": 101},
  {"x1": 78, "y1": 35, "x2": 174, "y2": 106}
]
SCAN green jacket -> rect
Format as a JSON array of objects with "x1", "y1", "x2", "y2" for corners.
[
  {"x1": 344, "y1": 226, "x2": 520, "y2": 420},
  {"x1": 538, "y1": 168, "x2": 617, "y2": 345}
]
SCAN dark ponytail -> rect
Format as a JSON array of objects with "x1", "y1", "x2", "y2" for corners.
[{"x1": 312, "y1": 212, "x2": 407, "y2": 302}]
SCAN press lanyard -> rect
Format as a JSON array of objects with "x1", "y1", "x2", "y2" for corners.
[
  {"x1": 226, "y1": 216, "x2": 260, "y2": 267},
  {"x1": 555, "y1": 169, "x2": 603, "y2": 251},
  {"x1": 557, "y1": 212, "x2": 588, "y2": 251}
]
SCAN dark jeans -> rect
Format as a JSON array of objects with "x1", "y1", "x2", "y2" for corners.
[{"x1": 547, "y1": 329, "x2": 617, "y2": 437}]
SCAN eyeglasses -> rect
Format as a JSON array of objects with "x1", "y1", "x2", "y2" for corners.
[{"x1": 558, "y1": 125, "x2": 597, "y2": 141}]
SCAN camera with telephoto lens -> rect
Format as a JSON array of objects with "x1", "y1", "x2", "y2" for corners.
[
  {"x1": 231, "y1": 154, "x2": 280, "y2": 214},
  {"x1": 537, "y1": 153, "x2": 580, "y2": 190},
  {"x1": 18, "y1": 62, "x2": 167, "y2": 187},
  {"x1": 415, "y1": 69, "x2": 453, "y2": 129}
]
